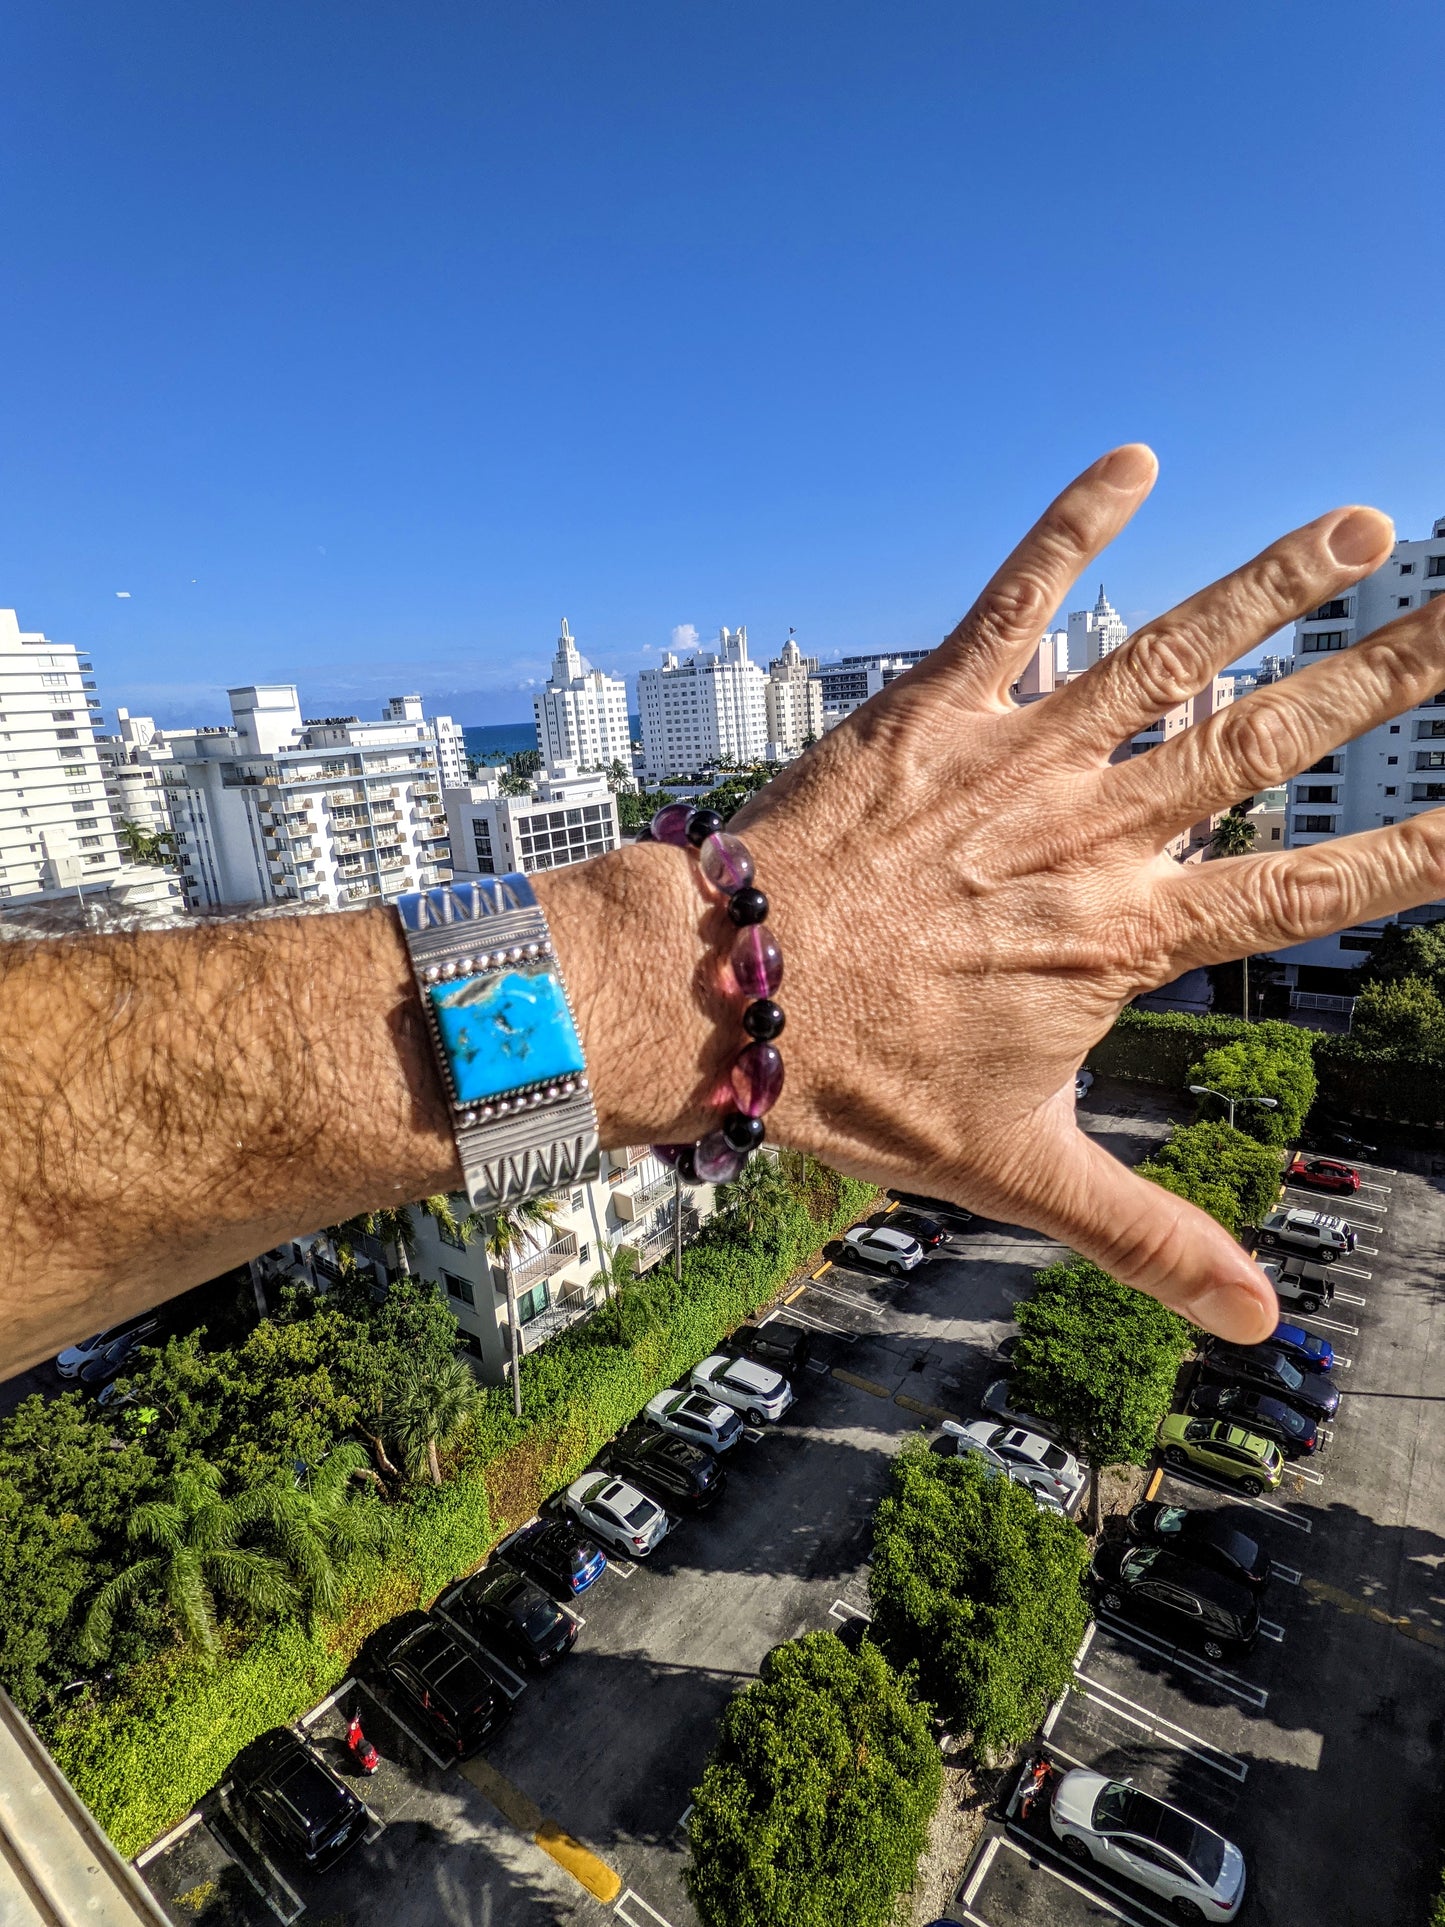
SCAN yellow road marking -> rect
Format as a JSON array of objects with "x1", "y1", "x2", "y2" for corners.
[
  {"x1": 785, "y1": 1283, "x2": 807, "y2": 1302},
  {"x1": 832, "y1": 1367, "x2": 895, "y2": 1399},
  {"x1": 462, "y1": 1758, "x2": 622, "y2": 1902},
  {"x1": 894, "y1": 1392, "x2": 957, "y2": 1425},
  {"x1": 1303, "y1": 1577, "x2": 1445, "y2": 1652},
  {"x1": 1144, "y1": 1465, "x2": 1164, "y2": 1501},
  {"x1": 811, "y1": 1260, "x2": 833, "y2": 1279}
]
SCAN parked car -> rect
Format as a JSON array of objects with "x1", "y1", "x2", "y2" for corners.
[
  {"x1": 564, "y1": 1473, "x2": 670, "y2": 1556},
  {"x1": 496, "y1": 1518, "x2": 606, "y2": 1599},
  {"x1": 1261, "y1": 1256, "x2": 1335, "y2": 1316},
  {"x1": 1157, "y1": 1415, "x2": 1284, "y2": 1495},
  {"x1": 1255, "y1": 1206, "x2": 1355, "y2": 1262},
  {"x1": 1300, "y1": 1110, "x2": 1377, "y2": 1159},
  {"x1": 1185, "y1": 1382, "x2": 1318, "y2": 1458},
  {"x1": 940, "y1": 1421, "x2": 1066, "y2": 1515},
  {"x1": 980, "y1": 1376, "x2": 1057, "y2": 1438},
  {"x1": 367, "y1": 1612, "x2": 511, "y2": 1757},
  {"x1": 1127, "y1": 1501, "x2": 1270, "y2": 1592},
  {"x1": 1207, "y1": 1319, "x2": 1333, "y2": 1374},
  {"x1": 78, "y1": 1332, "x2": 149, "y2": 1389},
  {"x1": 888, "y1": 1189, "x2": 977, "y2": 1230},
  {"x1": 1074, "y1": 1068, "x2": 1095, "y2": 1100},
  {"x1": 725, "y1": 1320, "x2": 812, "y2": 1378},
  {"x1": 1286, "y1": 1153, "x2": 1360, "y2": 1196},
  {"x1": 864, "y1": 1208, "x2": 952, "y2": 1251},
  {"x1": 230, "y1": 1727, "x2": 368, "y2": 1869},
  {"x1": 994, "y1": 1333, "x2": 1021, "y2": 1367},
  {"x1": 690, "y1": 1353, "x2": 795, "y2": 1424},
  {"x1": 442, "y1": 1566, "x2": 578, "y2": 1671},
  {"x1": 1200, "y1": 1343, "x2": 1340, "y2": 1423},
  {"x1": 841, "y1": 1224, "x2": 924, "y2": 1276},
  {"x1": 1091, "y1": 1542, "x2": 1260, "y2": 1660},
  {"x1": 943, "y1": 1419, "x2": 1086, "y2": 1512},
  {"x1": 644, "y1": 1388, "x2": 743, "y2": 1453},
  {"x1": 1049, "y1": 1768, "x2": 1246, "y2": 1920},
  {"x1": 605, "y1": 1428, "x2": 727, "y2": 1512},
  {"x1": 56, "y1": 1312, "x2": 162, "y2": 1380}
]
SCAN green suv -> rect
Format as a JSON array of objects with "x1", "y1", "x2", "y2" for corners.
[{"x1": 1157, "y1": 1415, "x2": 1284, "y2": 1495}]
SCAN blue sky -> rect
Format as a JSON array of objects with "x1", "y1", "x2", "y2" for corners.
[{"x1": 2, "y1": 2, "x2": 1441, "y2": 726}]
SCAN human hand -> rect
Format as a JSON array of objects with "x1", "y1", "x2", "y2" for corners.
[{"x1": 552, "y1": 444, "x2": 1445, "y2": 1345}]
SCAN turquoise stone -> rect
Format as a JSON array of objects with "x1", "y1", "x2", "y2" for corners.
[{"x1": 429, "y1": 967, "x2": 585, "y2": 1103}]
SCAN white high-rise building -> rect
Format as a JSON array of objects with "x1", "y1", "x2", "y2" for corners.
[
  {"x1": 96, "y1": 708, "x2": 175, "y2": 852},
  {"x1": 637, "y1": 625, "x2": 768, "y2": 780},
  {"x1": 162, "y1": 687, "x2": 452, "y2": 912},
  {"x1": 533, "y1": 621, "x2": 631, "y2": 773},
  {"x1": 764, "y1": 633, "x2": 825, "y2": 759},
  {"x1": 0, "y1": 609, "x2": 124, "y2": 901},
  {"x1": 1067, "y1": 585, "x2": 1129, "y2": 671},
  {"x1": 444, "y1": 762, "x2": 619, "y2": 880},
  {"x1": 381, "y1": 694, "x2": 467, "y2": 790},
  {"x1": 813, "y1": 650, "x2": 932, "y2": 720},
  {"x1": 1275, "y1": 513, "x2": 1445, "y2": 975}
]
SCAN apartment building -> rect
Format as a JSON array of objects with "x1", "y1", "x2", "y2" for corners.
[
  {"x1": 444, "y1": 762, "x2": 619, "y2": 878},
  {"x1": 1274, "y1": 513, "x2": 1445, "y2": 977},
  {"x1": 382, "y1": 694, "x2": 467, "y2": 789},
  {"x1": 162, "y1": 685, "x2": 452, "y2": 911},
  {"x1": 0, "y1": 608, "x2": 124, "y2": 902},
  {"x1": 96, "y1": 707, "x2": 175, "y2": 850},
  {"x1": 764, "y1": 633, "x2": 825, "y2": 758},
  {"x1": 637, "y1": 626, "x2": 768, "y2": 780},
  {"x1": 814, "y1": 649, "x2": 932, "y2": 720},
  {"x1": 1066, "y1": 585, "x2": 1128, "y2": 671},
  {"x1": 533, "y1": 620, "x2": 632, "y2": 771}
]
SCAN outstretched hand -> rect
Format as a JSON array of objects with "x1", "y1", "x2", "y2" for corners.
[{"x1": 715, "y1": 445, "x2": 1443, "y2": 1343}]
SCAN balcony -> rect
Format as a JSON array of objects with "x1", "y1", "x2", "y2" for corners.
[
  {"x1": 620, "y1": 1210, "x2": 699, "y2": 1272},
  {"x1": 505, "y1": 1230, "x2": 580, "y2": 1291},
  {"x1": 612, "y1": 1173, "x2": 677, "y2": 1221},
  {"x1": 518, "y1": 1285, "x2": 594, "y2": 1353}
]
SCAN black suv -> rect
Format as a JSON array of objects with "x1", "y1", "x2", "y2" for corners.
[
  {"x1": 888, "y1": 1190, "x2": 976, "y2": 1230},
  {"x1": 367, "y1": 1613, "x2": 510, "y2": 1757},
  {"x1": 866, "y1": 1208, "x2": 952, "y2": 1251},
  {"x1": 498, "y1": 1518, "x2": 607, "y2": 1599},
  {"x1": 1201, "y1": 1343, "x2": 1340, "y2": 1423},
  {"x1": 1186, "y1": 1382, "x2": 1318, "y2": 1458},
  {"x1": 606, "y1": 1428, "x2": 728, "y2": 1512},
  {"x1": 442, "y1": 1567, "x2": 578, "y2": 1671},
  {"x1": 1091, "y1": 1544, "x2": 1259, "y2": 1661},
  {"x1": 230, "y1": 1727, "x2": 367, "y2": 1869},
  {"x1": 726, "y1": 1320, "x2": 811, "y2": 1379},
  {"x1": 1127, "y1": 1501, "x2": 1270, "y2": 1592}
]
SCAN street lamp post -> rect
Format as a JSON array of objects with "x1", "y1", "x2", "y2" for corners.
[{"x1": 1188, "y1": 1084, "x2": 1280, "y2": 1131}]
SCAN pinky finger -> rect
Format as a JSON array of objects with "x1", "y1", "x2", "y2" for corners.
[{"x1": 1161, "y1": 810, "x2": 1445, "y2": 967}]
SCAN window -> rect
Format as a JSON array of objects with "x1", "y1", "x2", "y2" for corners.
[
  {"x1": 1388, "y1": 755, "x2": 1398, "y2": 765},
  {"x1": 62, "y1": 764, "x2": 86, "y2": 776},
  {"x1": 1307, "y1": 597, "x2": 1351, "y2": 620},
  {"x1": 51, "y1": 710, "x2": 74, "y2": 721},
  {"x1": 458, "y1": 1331, "x2": 483, "y2": 1359},
  {"x1": 442, "y1": 1270, "x2": 475, "y2": 1306},
  {"x1": 1399, "y1": 597, "x2": 1413, "y2": 608},
  {"x1": 1385, "y1": 787, "x2": 1398, "y2": 797},
  {"x1": 78, "y1": 835, "x2": 102, "y2": 847},
  {"x1": 570, "y1": 1191, "x2": 584, "y2": 1210},
  {"x1": 578, "y1": 1243, "x2": 590, "y2": 1264},
  {"x1": 1391, "y1": 724, "x2": 1401, "y2": 733},
  {"x1": 1400, "y1": 561, "x2": 1415, "y2": 575},
  {"x1": 437, "y1": 1216, "x2": 467, "y2": 1250},
  {"x1": 1270, "y1": 826, "x2": 1280, "y2": 841},
  {"x1": 516, "y1": 1282, "x2": 549, "y2": 1323},
  {"x1": 56, "y1": 729, "x2": 77, "y2": 740},
  {"x1": 1418, "y1": 752, "x2": 1445, "y2": 770},
  {"x1": 1302, "y1": 631, "x2": 1348, "y2": 652},
  {"x1": 1307, "y1": 755, "x2": 1341, "y2": 773},
  {"x1": 1295, "y1": 814, "x2": 1335, "y2": 833},
  {"x1": 1412, "y1": 784, "x2": 1445, "y2": 802},
  {"x1": 74, "y1": 817, "x2": 97, "y2": 830},
  {"x1": 1427, "y1": 555, "x2": 1445, "y2": 578},
  {"x1": 1382, "y1": 817, "x2": 1396, "y2": 827},
  {"x1": 1297, "y1": 785, "x2": 1337, "y2": 803}
]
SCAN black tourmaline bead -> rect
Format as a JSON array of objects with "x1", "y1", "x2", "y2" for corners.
[
  {"x1": 675, "y1": 1146, "x2": 700, "y2": 1183},
  {"x1": 727, "y1": 885, "x2": 769, "y2": 926},
  {"x1": 722, "y1": 1110, "x2": 766, "y2": 1154},
  {"x1": 742, "y1": 998, "x2": 786, "y2": 1041},
  {"x1": 685, "y1": 807, "x2": 724, "y2": 845}
]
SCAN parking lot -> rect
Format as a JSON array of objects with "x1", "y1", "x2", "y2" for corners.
[
  {"x1": 133, "y1": 1081, "x2": 1445, "y2": 1927},
  {"x1": 956, "y1": 1102, "x2": 1445, "y2": 1927}
]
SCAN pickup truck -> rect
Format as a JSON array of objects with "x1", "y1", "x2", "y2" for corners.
[{"x1": 1261, "y1": 1256, "x2": 1334, "y2": 1316}]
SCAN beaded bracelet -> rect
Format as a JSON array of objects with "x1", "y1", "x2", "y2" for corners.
[{"x1": 646, "y1": 801, "x2": 784, "y2": 1186}]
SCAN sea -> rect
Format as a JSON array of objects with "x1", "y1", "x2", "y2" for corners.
[{"x1": 463, "y1": 718, "x2": 642, "y2": 767}]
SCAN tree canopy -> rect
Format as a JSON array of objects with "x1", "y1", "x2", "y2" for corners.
[
  {"x1": 1186, "y1": 1031, "x2": 1316, "y2": 1143},
  {"x1": 1354, "y1": 920, "x2": 1445, "y2": 1000},
  {"x1": 1135, "y1": 1119, "x2": 1283, "y2": 1234},
  {"x1": 1346, "y1": 977, "x2": 1445, "y2": 1065}
]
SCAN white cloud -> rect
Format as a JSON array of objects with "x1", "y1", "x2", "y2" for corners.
[
  {"x1": 671, "y1": 623, "x2": 700, "y2": 653},
  {"x1": 115, "y1": 590, "x2": 131, "y2": 598}
]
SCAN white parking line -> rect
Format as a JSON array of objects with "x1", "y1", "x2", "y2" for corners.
[
  {"x1": 605, "y1": 1555, "x2": 638, "y2": 1579},
  {"x1": 795, "y1": 1277, "x2": 889, "y2": 1320},
  {"x1": 996, "y1": 1831, "x2": 1178, "y2": 1927},
  {"x1": 1349, "y1": 1245, "x2": 1379, "y2": 1256},
  {"x1": 1161, "y1": 1465, "x2": 1313, "y2": 1531},
  {"x1": 961, "y1": 1833, "x2": 1001, "y2": 1908},
  {"x1": 1284, "y1": 1461, "x2": 1324, "y2": 1485},
  {"x1": 1097, "y1": 1612, "x2": 1269, "y2": 1709},
  {"x1": 1334, "y1": 1288, "x2": 1368, "y2": 1305},
  {"x1": 1259, "y1": 1618, "x2": 1286, "y2": 1642},
  {"x1": 805, "y1": 1356, "x2": 830, "y2": 1374},
  {"x1": 355, "y1": 1677, "x2": 454, "y2": 1772},
  {"x1": 1071, "y1": 1671, "x2": 1249, "y2": 1781},
  {"x1": 215, "y1": 1791, "x2": 306, "y2": 1924},
  {"x1": 829, "y1": 1598, "x2": 871, "y2": 1623},
  {"x1": 616, "y1": 1888, "x2": 676, "y2": 1927},
  {"x1": 777, "y1": 1301, "x2": 858, "y2": 1338},
  {"x1": 1333, "y1": 1264, "x2": 1372, "y2": 1279},
  {"x1": 1271, "y1": 1562, "x2": 1302, "y2": 1584},
  {"x1": 675, "y1": 1802, "x2": 694, "y2": 1832},
  {"x1": 1332, "y1": 1355, "x2": 1354, "y2": 1369},
  {"x1": 1044, "y1": 1621, "x2": 1097, "y2": 1737},
  {"x1": 135, "y1": 1811, "x2": 203, "y2": 1865},
  {"x1": 434, "y1": 1610, "x2": 530, "y2": 1700},
  {"x1": 742, "y1": 1425, "x2": 766, "y2": 1443},
  {"x1": 1301, "y1": 1314, "x2": 1359, "y2": 1336}
]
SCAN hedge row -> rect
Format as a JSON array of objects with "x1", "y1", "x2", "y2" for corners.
[{"x1": 49, "y1": 1165, "x2": 879, "y2": 1858}]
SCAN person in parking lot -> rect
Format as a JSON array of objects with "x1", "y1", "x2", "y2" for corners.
[{"x1": 3, "y1": 447, "x2": 1442, "y2": 1373}]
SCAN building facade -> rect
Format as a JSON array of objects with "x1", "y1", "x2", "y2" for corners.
[
  {"x1": 382, "y1": 694, "x2": 467, "y2": 789},
  {"x1": 533, "y1": 621, "x2": 632, "y2": 773},
  {"x1": 162, "y1": 686, "x2": 452, "y2": 911},
  {"x1": 0, "y1": 608, "x2": 124, "y2": 903},
  {"x1": 636, "y1": 626, "x2": 769, "y2": 780},
  {"x1": 1066, "y1": 585, "x2": 1128, "y2": 672},
  {"x1": 96, "y1": 707, "x2": 175, "y2": 852},
  {"x1": 814, "y1": 649, "x2": 932, "y2": 720},
  {"x1": 764, "y1": 634, "x2": 825, "y2": 758},
  {"x1": 444, "y1": 762, "x2": 619, "y2": 878},
  {"x1": 1273, "y1": 514, "x2": 1445, "y2": 976}
]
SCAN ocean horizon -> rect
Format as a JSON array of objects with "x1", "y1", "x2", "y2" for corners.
[{"x1": 463, "y1": 718, "x2": 641, "y2": 766}]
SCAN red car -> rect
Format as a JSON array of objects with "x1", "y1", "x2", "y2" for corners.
[{"x1": 1287, "y1": 1154, "x2": 1360, "y2": 1196}]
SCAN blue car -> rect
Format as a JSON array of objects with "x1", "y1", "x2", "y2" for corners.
[{"x1": 1269, "y1": 1320, "x2": 1334, "y2": 1373}]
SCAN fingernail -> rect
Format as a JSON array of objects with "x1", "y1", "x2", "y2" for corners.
[
  {"x1": 1096, "y1": 443, "x2": 1157, "y2": 493},
  {"x1": 1328, "y1": 507, "x2": 1394, "y2": 567},
  {"x1": 1189, "y1": 1275, "x2": 1276, "y2": 1345}
]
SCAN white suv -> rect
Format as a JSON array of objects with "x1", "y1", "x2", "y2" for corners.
[
  {"x1": 690, "y1": 1354, "x2": 794, "y2": 1425},
  {"x1": 1256, "y1": 1206, "x2": 1355, "y2": 1262},
  {"x1": 564, "y1": 1475, "x2": 670, "y2": 1557},
  {"x1": 842, "y1": 1225, "x2": 923, "y2": 1276},
  {"x1": 644, "y1": 1389, "x2": 743, "y2": 1453}
]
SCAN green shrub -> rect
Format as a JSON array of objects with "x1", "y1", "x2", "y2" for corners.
[
  {"x1": 1340, "y1": 978, "x2": 1445, "y2": 1065},
  {"x1": 868, "y1": 1442, "x2": 1089, "y2": 1760},
  {"x1": 1136, "y1": 1120, "x2": 1283, "y2": 1233},
  {"x1": 1086, "y1": 1008, "x2": 1315, "y2": 1090},
  {"x1": 685, "y1": 1630, "x2": 940, "y2": 1927},
  {"x1": 1186, "y1": 1034, "x2": 1316, "y2": 1144}
]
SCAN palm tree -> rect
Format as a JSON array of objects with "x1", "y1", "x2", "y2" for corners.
[
  {"x1": 589, "y1": 1241, "x2": 638, "y2": 1306},
  {"x1": 1210, "y1": 804, "x2": 1257, "y2": 858},
  {"x1": 79, "y1": 1462, "x2": 293, "y2": 1662},
  {"x1": 485, "y1": 1197, "x2": 562, "y2": 1417},
  {"x1": 390, "y1": 1351, "x2": 482, "y2": 1486},
  {"x1": 117, "y1": 818, "x2": 174, "y2": 866},
  {"x1": 332, "y1": 1194, "x2": 482, "y2": 1279},
  {"x1": 251, "y1": 1443, "x2": 391, "y2": 1620},
  {"x1": 715, "y1": 1154, "x2": 790, "y2": 1238}
]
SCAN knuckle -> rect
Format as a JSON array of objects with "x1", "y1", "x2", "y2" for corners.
[
  {"x1": 1248, "y1": 852, "x2": 1342, "y2": 945},
  {"x1": 969, "y1": 567, "x2": 1055, "y2": 649},
  {"x1": 1214, "y1": 698, "x2": 1308, "y2": 788},
  {"x1": 1121, "y1": 619, "x2": 1217, "y2": 710},
  {"x1": 1251, "y1": 545, "x2": 1321, "y2": 617}
]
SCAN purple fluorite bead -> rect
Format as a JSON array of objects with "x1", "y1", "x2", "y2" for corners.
[
  {"x1": 732, "y1": 1041, "x2": 784, "y2": 1117},
  {"x1": 732, "y1": 924, "x2": 783, "y2": 999},
  {"x1": 651, "y1": 802, "x2": 695, "y2": 846},
  {"x1": 699, "y1": 832, "x2": 754, "y2": 895},
  {"x1": 694, "y1": 1129, "x2": 746, "y2": 1184},
  {"x1": 650, "y1": 1142, "x2": 688, "y2": 1167}
]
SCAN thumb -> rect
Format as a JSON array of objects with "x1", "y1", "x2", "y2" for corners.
[{"x1": 1015, "y1": 1123, "x2": 1279, "y2": 1344}]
